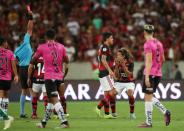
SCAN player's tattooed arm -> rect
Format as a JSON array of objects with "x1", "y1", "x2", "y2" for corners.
[
  {"x1": 114, "y1": 65, "x2": 120, "y2": 80},
  {"x1": 101, "y1": 54, "x2": 115, "y2": 78}
]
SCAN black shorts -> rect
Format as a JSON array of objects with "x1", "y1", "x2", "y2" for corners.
[
  {"x1": 142, "y1": 75, "x2": 161, "y2": 94},
  {"x1": 45, "y1": 80, "x2": 64, "y2": 98},
  {"x1": 0, "y1": 80, "x2": 12, "y2": 91},
  {"x1": 19, "y1": 66, "x2": 29, "y2": 89}
]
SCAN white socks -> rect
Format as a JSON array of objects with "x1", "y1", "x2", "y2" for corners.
[
  {"x1": 145, "y1": 97, "x2": 167, "y2": 126},
  {"x1": 152, "y1": 97, "x2": 167, "y2": 114},
  {"x1": 43, "y1": 103, "x2": 54, "y2": 122},
  {"x1": 54, "y1": 102, "x2": 67, "y2": 123},
  {"x1": 0, "y1": 98, "x2": 9, "y2": 113},
  {"x1": 145, "y1": 101, "x2": 153, "y2": 125}
]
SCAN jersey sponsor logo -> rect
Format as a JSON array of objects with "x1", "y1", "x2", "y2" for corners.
[{"x1": 120, "y1": 73, "x2": 127, "y2": 77}]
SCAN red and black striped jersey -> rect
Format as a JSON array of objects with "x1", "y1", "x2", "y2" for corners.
[
  {"x1": 32, "y1": 57, "x2": 45, "y2": 84},
  {"x1": 98, "y1": 44, "x2": 114, "y2": 78},
  {"x1": 116, "y1": 59, "x2": 134, "y2": 82}
]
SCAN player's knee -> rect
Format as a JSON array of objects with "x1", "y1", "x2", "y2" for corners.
[
  {"x1": 144, "y1": 93, "x2": 153, "y2": 101},
  {"x1": 127, "y1": 90, "x2": 133, "y2": 97},
  {"x1": 109, "y1": 90, "x2": 116, "y2": 97}
]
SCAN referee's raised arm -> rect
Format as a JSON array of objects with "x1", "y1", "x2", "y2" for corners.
[{"x1": 26, "y1": 7, "x2": 33, "y2": 36}]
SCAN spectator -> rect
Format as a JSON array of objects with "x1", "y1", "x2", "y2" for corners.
[
  {"x1": 66, "y1": 17, "x2": 80, "y2": 37},
  {"x1": 173, "y1": 64, "x2": 182, "y2": 80},
  {"x1": 136, "y1": 65, "x2": 144, "y2": 80},
  {"x1": 92, "y1": 14, "x2": 103, "y2": 31},
  {"x1": 0, "y1": 0, "x2": 184, "y2": 62},
  {"x1": 167, "y1": 44, "x2": 175, "y2": 78},
  {"x1": 65, "y1": 39, "x2": 76, "y2": 62}
]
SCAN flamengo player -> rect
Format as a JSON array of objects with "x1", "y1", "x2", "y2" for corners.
[
  {"x1": 114, "y1": 48, "x2": 136, "y2": 119},
  {"x1": 0, "y1": 36, "x2": 19, "y2": 130},
  {"x1": 95, "y1": 32, "x2": 116, "y2": 119},
  {"x1": 31, "y1": 29, "x2": 69, "y2": 128},
  {"x1": 27, "y1": 42, "x2": 48, "y2": 119},
  {"x1": 138, "y1": 24, "x2": 171, "y2": 127}
]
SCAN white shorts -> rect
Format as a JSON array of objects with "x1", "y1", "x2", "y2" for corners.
[
  {"x1": 32, "y1": 83, "x2": 46, "y2": 93},
  {"x1": 114, "y1": 82, "x2": 135, "y2": 95},
  {"x1": 99, "y1": 75, "x2": 115, "y2": 92}
]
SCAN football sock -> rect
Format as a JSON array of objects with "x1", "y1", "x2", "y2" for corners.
[
  {"x1": 0, "y1": 108, "x2": 8, "y2": 120},
  {"x1": 97, "y1": 99, "x2": 106, "y2": 109},
  {"x1": 60, "y1": 96, "x2": 67, "y2": 114},
  {"x1": 42, "y1": 103, "x2": 53, "y2": 122},
  {"x1": 54, "y1": 102, "x2": 67, "y2": 123},
  {"x1": 152, "y1": 97, "x2": 167, "y2": 114},
  {"x1": 32, "y1": 97, "x2": 38, "y2": 115},
  {"x1": 128, "y1": 96, "x2": 135, "y2": 113},
  {"x1": 43, "y1": 96, "x2": 48, "y2": 110},
  {"x1": 104, "y1": 93, "x2": 111, "y2": 115},
  {"x1": 145, "y1": 101, "x2": 153, "y2": 125},
  {"x1": 1, "y1": 98, "x2": 9, "y2": 113},
  {"x1": 20, "y1": 95, "x2": 26, "y2": 115},
  {"x1": 110, "y1": 97, "x2": 116, "y2": 113}
]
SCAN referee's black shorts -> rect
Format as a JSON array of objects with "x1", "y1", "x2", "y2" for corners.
[
  {"x1": 19, "y1": 66, "x2": 29, "y2": 89},
  {"x1": 142, "y1": 75, "x2": 161, "y2": 94},
  {"x1": 0, "y1": 80, "x2": 12, "y2": 91}
]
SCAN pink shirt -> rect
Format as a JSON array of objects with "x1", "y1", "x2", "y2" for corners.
[
  {"x1": 144, "y1": 38, "x2": 164, "y2": 77},
  {"x1": 0, "y1": 47, "x2": 15, "y2": 80},
  {"x1": 33, "y1": 41, "x2": 67, "y2": 80}
]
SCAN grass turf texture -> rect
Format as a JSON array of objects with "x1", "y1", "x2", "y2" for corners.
[{"x1": 0, "y1": 101, "x2": 183, "y2": 131}]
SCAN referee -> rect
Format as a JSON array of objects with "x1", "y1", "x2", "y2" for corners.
[{"x1": 14, "y1": 8, "x2": 33, "y2": 118}]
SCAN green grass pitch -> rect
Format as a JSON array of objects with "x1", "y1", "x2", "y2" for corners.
[{"x1": 0, "y1": 101, "x2": 184, "y2": 131}]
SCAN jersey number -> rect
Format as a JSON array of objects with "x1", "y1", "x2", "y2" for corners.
[
  {"x1": 37, "y1": 63, "x2": 45, "y2": 76},
  {"x1": 156, "y1": 47, "x2": 160, "y2": 63},
  {"x1": 0, "y1": 57, "x2": 8, "y2": 70}
]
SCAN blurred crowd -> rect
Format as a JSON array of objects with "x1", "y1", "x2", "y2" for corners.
[{"x1": 0, "y1": 0, "x2": 184, "y2": 63}]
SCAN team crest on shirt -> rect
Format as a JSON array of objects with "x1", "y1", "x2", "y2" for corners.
[{"x1": 102, "y1": 47, "x2": 107, "y2": 52}]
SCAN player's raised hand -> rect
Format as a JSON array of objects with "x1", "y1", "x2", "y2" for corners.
[
  {"x1": 27, "y1": 5, "x2": 33, "y2": 15},
  {"x1": 115, "y1": 58, "x2": 120, "y2": 65},
  {"x1": 120, "y1": 58, "x2": 126, "y2": 69}
]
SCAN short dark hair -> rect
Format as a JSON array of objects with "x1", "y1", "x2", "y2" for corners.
[
  {"x1": 144, "y1": 24, "x2": 155, "y2": 34},
  {"x1": 102, "y1": 32, "x2": 112, "y2": 42},
  {"x1": 0, "y1": 36, "x2": 5, "y2": 46},
  {"x1": 46, "y1": 29, "x2": 56, "y2": 39}
]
